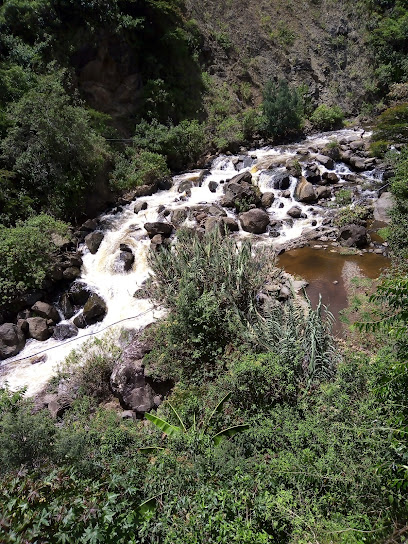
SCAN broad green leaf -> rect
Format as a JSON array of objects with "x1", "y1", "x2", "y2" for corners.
[
  {"x1": 205, "y1": 392, "x2": 232, "y2": 429},
  {"x1": 145, "y1": 412, "x2": 181, "y2": 437},
  {"x1": 168, "y1": 402, "x2": 187, "y2": 433},
  {"x1": 212, "y1": 424, "x2": 250, "y2": 445},
  {"x1": 136, "y1": 496, "x2": 158, "y2": 520}
]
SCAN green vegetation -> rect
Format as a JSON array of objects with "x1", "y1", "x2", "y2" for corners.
[
  {"x1": 386, "y1": 146, "x2": 408, "y2": 262},
  {"x1": 111, "y1": 150, "x2": 170, "y2": 192},
  {"x1": 334, "y1": 187, "x2": 352, "y2": 206},
  {"x1": 1, "y1": 226, "x2": 408, "y2": 542},
  {"x1": 0, "y1": 214, "x2": 70, "y2": 304},
  {"x1": 371, "y1": 103, "x2": 408, "y2": 155},
  {"x1": 334, "y1": 203, "x2": 371, "y2": 227},
  {"x1": 309, "y1": 104, "x2": 344, "y2": 130},
  {"x1": 262, "y1": 79, "x2": 303, "y2": 138}
]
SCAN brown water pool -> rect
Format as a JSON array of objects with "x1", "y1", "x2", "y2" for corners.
[{"x1": 278, "y1": 247, "x2": 390, "y2": 335}]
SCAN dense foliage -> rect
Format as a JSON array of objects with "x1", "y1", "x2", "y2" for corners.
[
  {"x1": 0, "y1": 214, "x2": 70, "y2": 304},
  {"x1": 262, "y1": 80, "x2": 303, "y2": 139}
]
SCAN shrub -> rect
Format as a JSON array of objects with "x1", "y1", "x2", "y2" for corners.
[
  {"x1": 133, "y1": 119, "x2": 206, "y2": 170},
  {"x1": 334, "y1": 204, "x2": 371, "y2": 227},
  {"x1": 335, "y1": 188, "x2": 352, "y2": 206},
  {"x1": 0, "y1": 214, "x2": 70, "y2": 304},
  {"x1": 371, "y1": 103, "x2": 408, "y2": 148},
  {"x1": 262, "y1": 79, "x2": 303, "y2": 138},
  {"x1": 145, "y1": 229, "x2": 274, "y2": 380},
  {"x1": 111, "y1": 150, "x2": 170, "y2": 192},
  {"x1": 0, "y1": 71, "x2": 109, "y2": 219},
  {"x1": 0, "y1": 386, "x2": 55, "y2": 470},
  {"x1": 309, "y1": 104, "x2": 344, "y2": 130}
]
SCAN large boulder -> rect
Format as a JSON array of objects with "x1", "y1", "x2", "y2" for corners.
[
  {"x1": 144, "y1": 222, "x2": 173, "y2": 238},
  {"x1": 53, "y1": 323, "x2": 79, "y2": 341},
  {"x1": 295, "y1": 177, "x2": 317, "y2": 203},
  {"x1": 0, "y1": 323, "x2": 26, "y2": 359},
  {"x1": 273, "y1": 172, "x2": 291, "y2": 190},
  {"x1": 261, "y1": 192, "x2": 275, "y2": 208},
  {"x1": 68, "y1": 282, "x2": 92, "y2": 306},
  {"x1": 85, "y1": 231, "x2": 104, "y2": 254},
  {"x1": 119, "y1": 245, "x2": 135, "y2": 272},
  {"x1": 226, "y1": 170, "x2": 252, "y2": 184},
  {"x1": 31, "y1": 301, "x2": 61, "y2": 323},
  {"x1": 26, "y1": 317, "x2": 52, "y2": 341},
  {"x1": 287, "y1": 206, "x2": 302, "y2": 218},
  {"x1": 82, "y1": 294, "x2": 107, "y2": 323},
  {"x1": 339, "y1": 225, "x2": 369, "y2": 248},
  {"x1": 221, "y1": 178, "x2": 261, "y2": 210},
  {"x1": 110, "y1": 360, "x2": 156, "y2": 413},
  {"x1": 59, "y1": 293, "x2": 75, "y2": 320},
  {"x1": 134, "y1": 201, "x2": 148, "y2": 214},
  {"x1": 240, "y1": 209, "x2": 270, "y2": 234},
  {"x1": 315, "y1": 154, "x2": 334, "y2": 170},
  {"x1": 304, "y1": 168, "x2": 321, "y2": 185}
]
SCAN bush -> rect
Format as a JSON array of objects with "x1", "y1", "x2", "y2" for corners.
[
  {"x1": 0, "y1": 71, "x2": 109, "y2": 219},
  {"x1": 334, "y1": 204, "x2": 371, "y2": 227},
  {"x1": 111, "y1": 150, "x2": 170, "y2": 192},
  {"x1": 309, "y1": 104, "x2": 344, "y2": 130},
  {"x1": 371, "y1": 103, "x2": 408, "y2": 148},
  {"x1": 0, "y1": 386, "x2": 55, "y2": 470},
  {"x1": 0, "y1": 214, "x2": 70, "y2": 304},
  {"x1": 262, "y1": 79, "x2": 303, "y2": 138},
  {"x1": 133, "y1": 119, "x2": 206, "y2": 170},
  {"x1": 145, "y1": 229, "x2": 274, "y2": 380},
  {"x1": 335, "y1": 188, "x2": 352, "y2": 206}
]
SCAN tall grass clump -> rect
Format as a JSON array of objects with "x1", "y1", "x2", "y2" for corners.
[{"x1": 145, "y1": 228, "x2": 274, "y2": 381}]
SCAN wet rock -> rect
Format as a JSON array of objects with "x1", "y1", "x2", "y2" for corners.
[
  {"x1": 26, "y1": 317, "x2": 52, "y2": 341},
  {"x1": 134, "y1": 201, "x2": 148, "y2": 214},
  {"x1": 281, "y1": 190, "x2": 291, "y2": 198},
  {"x1": 73, "y1": 312, "x2": 87, "y2": 329},
  {"x1": 273, "y1": 172, "x2": 291, "y2": 190},
  {"x1": 50, "y1": 264, "x2": 64, "y2": 282},
  {"x1": 322, "y1": 171, "x2": 339, "y2": 184},
  {"x1": 31, "y1": 301, "x2": 61, "y2": 323},
  {"x1": 304, "y1": 168, "x2": 321, "y2": 185},
  {"x1": 119, "y1": 247, "x2": 135, "y2": 272},
  {"x1": 287, "y1": 206, "x2": 302, "y2": 218},
  {"x1": 85, "y1": 231, "x2": 104, "y2": 254},
  {"x1": 316, "y1": 186, "x2": 332, "y2": 199},
  {"x1": 53, "y1": 323, "x2": 78, "y2": 341},
  {"x1": 134, "y1": 183, "x2": 158, "y2": 197},
  {"x1": 209, "y1": 181, "x2": 218, "y2": 192},
  {"x1": 315, "y1": 154, "x2": 334, "y2": 170},
  {"x1": 339, "y1": 225, "x2": 369, "y2": 248},
  {"x1": 0, "y1": 323, "x2": 26, "y2": 360},
  {"x1": 208, "y1": 205, "x2": 227, "y2": 217},
  {"x1": 349, "y1": 139, "x2": 365, "y2": 151},
  {"x1": 226, "y1": 170, "x2": 252, "y2": 184},
  {"x1": 62, "y1": 267, "x2": 81, "y2": 281},
  {"x1": 261, "y1": 192, "x2": 275, "y2": 208},
  {"x1": 295, "y1": 177, "x2": 317, "y2": 203},
  {"x1": 80, "y1": 219, "x2": 98, "y2": 233},
  {"x1": 68, "y1": 282, "x2": 92, "y2": 306},
  {"x1": 240, "y1": 209, "x2": 270, "y2": 234},
  {"x1": 222, "y1": 217, "x2": 239, "y2": 232},
  {"x1": 171, "y1": 208, "x2": 188, "y2": 226},
  {"x1": 144, "y1": 222, "x2": 173, "y2": 238},
  {"x1": 178, "y1": 180, "x2": 193, "y2": 193},
  {"x1": 83, "y1": 293, "x2": 107, "y2": 323},
  {"x1": 221, "y1": 179, "x2": 261, "y2": 210}
]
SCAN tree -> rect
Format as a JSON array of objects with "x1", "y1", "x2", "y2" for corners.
[
  {"x1": 262, "y1": 79, "x2": 302, "y2": 138},
  {"x1": 0, "y1": 71, "x2": 109, "y2": 219}
]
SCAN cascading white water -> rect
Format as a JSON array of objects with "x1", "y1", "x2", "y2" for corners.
[{"x1": 0, "y1": 128, "x2": 377, "y2": 395}]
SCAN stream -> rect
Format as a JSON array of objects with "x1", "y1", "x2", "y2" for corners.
[{"x1": 0, "y1": 128, "x2": 390, "y2": 396}]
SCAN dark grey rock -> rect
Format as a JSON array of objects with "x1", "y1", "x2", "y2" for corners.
[
  {"x1": 144, "y1": 222, "x2": 173, "y2": 238},
  {"x1": 339, "y1": 225, "x2": 369, "y2": 248},
  {"x1": 31, "y1": 301, "x2": 60, "y2": 323},
  {"x1": 0, "y1": 323, "x2": 26, "y2": 360},
  {"x1": 83, "y1": 294, "x2": 107, "y2": 323},
  {"x1": 134, "y1": 201, "x2": 148, "y2": 214},
  {"x1": 240, "y1": 209, "x2": 270, "y2": 234},
  {"x1": 85, "y1": 231, "x2": 104, "y2": 254},
  {"x1": 26, "y1": 317, "x2": 52, "y2": 341},
  {"x1": 53, "y1": 323, "x2": 78, "y2": 341}
]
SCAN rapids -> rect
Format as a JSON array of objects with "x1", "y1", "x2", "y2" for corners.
[{"x1": 0, "y1": 128, "x2": 388, "y2": 396}]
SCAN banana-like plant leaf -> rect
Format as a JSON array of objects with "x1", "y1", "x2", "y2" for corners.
[
  {"x1": 145, "y1": 413, "x2": 181, "y2": 437},
  {"x1": 139, "y1": 446, "x2": 165, "y2": 454},
  {"x1": 205, "y1": 392, "x2": 232, "y2": 429},
  {"x1": 212, "y1": 424, "x2": 250, "y2": 445},
  {"x1": 168, "y1": 402, "x2": 187, "y2": 433},
  {"x1": 136, "y1": 496, "x2": 158, "y2": 520}
]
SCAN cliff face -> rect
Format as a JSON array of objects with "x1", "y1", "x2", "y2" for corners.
[{"x1": 184, "y1": 0, "x2": 373, "y2": 115}]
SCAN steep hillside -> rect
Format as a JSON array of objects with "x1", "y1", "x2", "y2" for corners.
[{"x1": 186, "y1": 0, "x2": 373, "y2": 115}]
